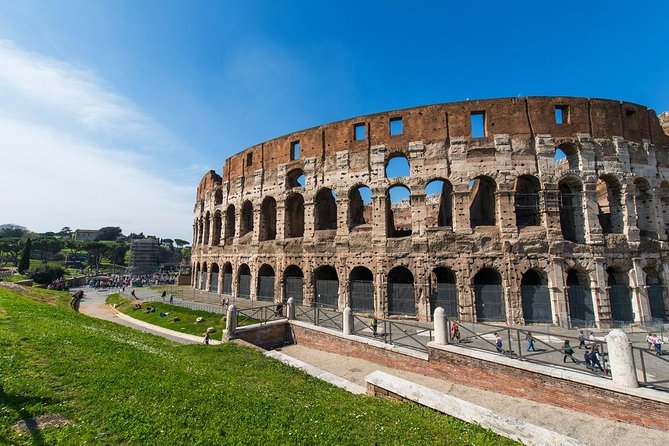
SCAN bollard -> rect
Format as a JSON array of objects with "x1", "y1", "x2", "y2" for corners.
[
  {"x1": 223, "y1": 304, "x2": 237, "y2": 341},
  {"x1": 605, "y1": 329, "x2": 638, "y2": 388},
  {"x1": 286, "y1": 297, "x2": 295, "y2": 320},
  {"x1": 343, "y1": 307, "x2": 353, "y2": 335},
  {"x1": 433, "y1": 307, "x2": 447, "y2": 345}
]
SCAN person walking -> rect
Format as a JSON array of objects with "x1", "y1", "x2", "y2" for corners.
[
  {"x1": 204, "y1": 332, "x2": 210, "y2": 345},
  {"x1": 131, "y1": 290, "x2": 137, "y2": 299},
  {"x1": 651, "y1": 333, "x2": 663, "y2": 356},
  {"x1": 169, "y1": 294, "x2": 174, "y2": 304},
  {"x1": 591, "y1": 345, "x2": 604, "y2": 371},
  {"x1": 578, "y1": 330, "x2": 586, "y2": 349},
  {"x1": 494, "y1": 333, "x2": 503, "y2": 353},
  {"x1": 370, "y1": 317, "x2": 378, "y2": 337},
  {"x1": 563, "y1": 340, "x2": 579, "y2": 363},
  {"x1": 451, "y1": 322, "x2": 461, "y2": 342},
  {"x1": 525, "y1": 331, "x2": 536, "y2": 352}
]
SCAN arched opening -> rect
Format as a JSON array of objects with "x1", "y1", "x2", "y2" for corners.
[
  {"x1": 349, "y1": 266, "x2": 374, "y2": 312},
  {"x1": 520, "y1": 269, "x2": 551, "y2": 323},
  {"x1": 473, "y1": 268, "x2": 505, "y2": 322},
  {"x1": 222, "y1": 262, "x2": 233, "y2": 294},
  {"x1": 257, "y1": 264, "x2": 275, "y2": 302},
  {"x1": 194, "y1": 263, "x2": 201, "y2": 289},
  {"x1": 425, "y1": 179, "x2": 453, "y2": 228},
  {"x1": 200, "y1": 263, "x2": 208, "y2": 290},
  {"x1": 607, "y1": 267, "x2": 633, "y2": 323},
  {"x1": 192, "y1": 222, "x2": 198, "y2": 247},
  {"x1": 314, "y1": 188, "x2": 337, "y2": 231},
  {"x1": 285, "y1": 193, "x2": 305, "y2": 238},
  {"x1": 203, "y1": 212, "x2": 211, "y2": 245},
  {"x1": 283, "y1": 265, "x2": 304, "y2": 305},
  {"x1": 634, "y1": 178, "x2": 655, "y2": 239},
  {"x1": 212, "y1": 211, "x2": 222, "y2": 245},
  {"x1": 558, "y1": 177, "x2": 585, "y2": 243},
  {"x1": 286, "y1": 168, "x2": 305, "y2": 189},
  {"x1": 259, "y1": 197, "x2": 277, "y2": 241},
  {"x1": 348, "y1": 185, "x2": 373, "y2": 230},
  {"x1": 214, "y1": 189, "x2": 223, "y2": 205},
  {"x1": 470, "y1": 176, "x2": 497, "y2": 227},
  {"x1": 224, "y1": 205, "x2": 236, "y2": 240},
  {"x1": 386, "y1": 185, "x2": 412, "y2": 238},
  {"x1": 597, "y1": 175, "x2": 624, "y2": 234},
  {"x1": 645, "y1": 268, "x2": 668, "y2": 321},
  {"x1": 240, "y1": 201, "x2": 254, "y2": 237},
  {"x1": 314, "y1": 265, "x2": 338, "y2": 308},
  {"x1": 387, "y1": 266, "x2": 415, "y2": 316},
  {"x1": 515, "y1": 175, "x2": 541, "y2": 228},
  {"x1": 237, "y1": 263, "x2": 251, "y2": 299},
  {"x1": 385, "y1": 154, "x2": 410, "y2": 178},
  {"x1": 566, "y1": 269, "x2": 594, "y2": 326},
  {"x1": 660, "y1": 181, "x2": 669, "y2": 239},
  {"x1": 429, "y1": 267, "x2": 457, "y2": 319},
  {"x1": 553, "y1": 143, "x2": 580, "y2": 171},
  {"x1": 210, "y1": 263, "x2": 220, "y2": 293}
]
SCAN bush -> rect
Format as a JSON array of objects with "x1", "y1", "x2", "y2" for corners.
[{"x1": 27, "y1": 264, "x2": 66, "y2": 284}]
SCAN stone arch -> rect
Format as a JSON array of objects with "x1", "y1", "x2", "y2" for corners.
[
  {"x1": 237, "y1": 263, "x2": 251, "y2": 299},
  {"x1": 200, "y1": 262, "x2": 208, "y2": 290},
  {"x1": 210, "y1": 263, "x2": 220, "y2": 293},
  {"x1": 224, "y1": 205, "x2": 236, "y2": 240},
  {"x1": 284, "y1": 265, "x2": 304, "y2": 305},
  {"x1": 259, "y1": 197, "x2": 277, "y2": 241},
  {"x1": 313, "y1": 265, "x2": 338, "y2": 308},
  {"x1": 194, "y1": 262, "x2": 201, "y2": 289},
  {"x1": 285, "y1": 193, "x2": 305, "y2": 238},
  {"x1": 553, "y1": 142, "x2": 580, "y2": 171},
  {"x1": 425, "y1": 179, "x2": 453, "y2": 228},
  {"x1": 203, "y1": 211, "x2": 211, "y2": 245},
  {"x1": 515, "y1": 175, "x2": 541, "y2": 228},
  {"x1": 520, "y1": 268, "x2": 551, "y2": 323},
  {"x1": 385, "y1": 154, "x2": 410, "y2": 178},
  {"x1": 257, "y1": 264, "x2": 275, "y2": 302},
  {"x1": 214, "y1": 188, "x2": 222, "y2": 205},
  {"x1": 314, "y1": 188, "x2": 337, "y2": 231},
  {"x1": 386, "y1": 184, "x2": 412, "y2": 238},
  {"x1": 286, "y1": 168, "x2": 305, "y2": 189},
  {"x1": 349, "y1": 266, "x2": 374, "y2": 312},
  {"x1": 473, "y1": 267, "x2": 505, "y2": 322},
  {"x1": 633, "y1": 177, "x2": 655, "y2": 239},
  {"x1": 222, "y1": 262, "x2": 233, "y2": 294},
  {"x1": 597, "y1": 175, "x2": 624, "y2": 234},
  {"x1": 348, "y1": 185, "x2": 373, "y2": 230},
  {"x1": 240, "y1": 201, "x2": 254, "y2": 237},
  {"x1": 470, "y1": 176, "x2": 497, "y2": 227},
  {"x1": 645, "y1": 267, "x2": 667, "y2": 321},
  {"x1": 387, "y1": 266, "x2": 415, "y2": 316},
  {"x1": 558, "y1": 176, "x2": 585, "y2": 243},
  {"x1": 607, "y1": 266, "x2": 633, "y2": 323},
  {"x1": 212, "y1": 210, "x2": 222, "y2": 245},
  {"x1": 566, "y1": 268, "x2": 594, "y2": 326},
  {"x1": 429, "y1": 266, "x2": 457, "y2": 319}
]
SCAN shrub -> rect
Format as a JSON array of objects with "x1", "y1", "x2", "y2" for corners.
[{"x1": 27, "y1": 264, "x2": 66, "y2": 284}]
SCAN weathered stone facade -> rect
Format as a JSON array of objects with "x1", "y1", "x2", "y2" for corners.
[{"x1": 191, "y1": 96, "x2": 669, "y2": 327}]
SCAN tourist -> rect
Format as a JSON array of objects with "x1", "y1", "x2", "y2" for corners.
[
  {"x1": 494, "y1": 333, "x2": 503, "y2": 353},
  {"x1": 563, "y1": 340, "x2": 579, "y2": 363},
  {"x1": 651, "y1": 333, "x2": 663, "y2": 356},
  {"x1": 451, "y1": 322, "x2": 461, "y2": 343},
  {"x1": 584, "y1": 350, "x2": 594, "y2": 370},
  {"x1": 578, "y1": 330, "x2": 586, "y2": 349},
  {"x1": 370, "y1": 317, "x2": 378, "y2": 337},
  {"x1": 274, "y1": 300, "x2": 284, "y2": 317},
  {"x1": 591, "y1": 345, "x2": 604, "y2": 371},
  {"x1": 204, "y1": 332, "x2": 210, "y2": 345},
  {"x1": 161, "y1": 290, "x2": 167, "y2": 301},
  {"x1": 646, "y1": 332, "x2": 654, "y2": 350},
  {"x1": 131, "y1": 290, "x2": 137, "y2": 299},
  {"x1": 525, "y1": 331, "x2": 536, "y2": 352},
  {"x1": 169, "y1": 294, "x2": 174, "y2": 304}
]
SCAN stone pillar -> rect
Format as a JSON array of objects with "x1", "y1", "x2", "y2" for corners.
[
  {"x1": 591, "y1": 260, "x2": 611, "y2": 328},
  {"x1": 433, "y1": 307, "x2": 447, "y2": 345},
  {"x1": 336, "y1": 196, "x2": 349, "y2": 238},
  {"x1": 286, "y1": 297, "x2": 295, "y2": 320},
  {"x1": 452, "y1": 184, "x2": 471, "y2": 234},
  {"x1": 583, "y1": 181, "x2": 605, "y2": 245},
  {"x1": 630, "y1": 258, "x2": 650, "y2": 323},
  {"x1": 411, "y1": 192, "x2": 427, "y2": 237},
  {"x1": 622, "y1": 180, "x2": 641, "y2": 242},
  {"x1": 276, "y1": 198, "x2": 286, "y2": 242},
  {"x1": 548, "y1": 258, "x2": 569, "y2": 327},
  {"x1": 497, "y1": 188, "x2": 516, "y2": 235},
  {"x1": 343, "y1": 307, "x2": 353, "y2": 335},
  {"x1": 223, "y1": 304, "x2": 237, "y2": 341},
  {"x1": 371, "y1": 188, "x2": 387, "y2": 241},
  {"x1": 605, "y1": 329, "x2": 638, "y2": 388}
]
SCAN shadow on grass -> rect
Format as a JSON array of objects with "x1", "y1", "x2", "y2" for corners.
[{"x1": 0, "y1": 383, "x2": 61, "y2": 446}]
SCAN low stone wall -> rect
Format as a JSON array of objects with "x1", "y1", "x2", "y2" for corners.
[{"x1": 234, "y1": 320, "x2": 292, "y2": 350}]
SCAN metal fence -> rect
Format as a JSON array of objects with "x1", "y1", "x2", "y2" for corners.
[
  {"x1": 351, "y1": 314, "x2": 433, "y2": 351},
  {"x1": 388, "y1": 283, "x2": 415, "y2": 316},
  {"x1": 285, "y1": 277, "x2": 304, "y2": 305},
  {"x1": 315, "y1": 280, "x2": 338, "y2": 308},
  {"x1": 238, "y1": 274, "x2": 251, "y2": 299},
  {"x1": 474, "y1": 285, "x2": 506, "y2": 322},
  {"x1": 631, "y1": 346, "x2": 669, "y2": 391},
  {"x1": 430, "y1": 284, "x2": 458, "y2": 319},
  {"x1": 647, "y1": 285, "x2": 667, "y2": 321},
  {"x1": 609, "y1": 285, "x2": 634, "y2": 323},
  {"x1": 237, "y1": 304, "x2": 285, "y2": 326},
  {"x1": 257, "y1": 276, "x2": 275, "y2": 302},
  {"x1": 521, "y1": 285, "x2": 552, "y2": 323},
  {"x1": 222, "y1": 273, "x2": 232, "y2": 295},
  {"x1": 350, "y1": 280, "x2": 374, "y2": 312},
  {"x1": 294, "y1": 305, "x2": 342, "y2": 330},
  {"x1": 567, "y1": 286, "x2": 595, "y2": 326}
]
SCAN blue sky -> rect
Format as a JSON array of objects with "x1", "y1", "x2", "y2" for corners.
[{"x1": 0, "y1": 1, "x2": 667, "y2": 240}]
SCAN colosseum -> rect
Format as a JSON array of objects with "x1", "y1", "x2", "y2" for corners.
[{"x1": 191, "y1": 96, "x2": 669, "y2": 328}]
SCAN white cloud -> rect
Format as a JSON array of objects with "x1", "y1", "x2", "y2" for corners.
[{"x1": 0, "y1": 40, "x2": 196, "y2": 240}]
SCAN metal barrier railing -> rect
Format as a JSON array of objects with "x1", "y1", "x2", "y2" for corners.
[
  {"x1": 294, "y1": 305, "x2": 342, "y2": 330},
  {"x1": 631, "y1": 346, "x2": 669, "y2": 391},
  {"x1": 237, "y1": 304, "x2": 285, "y2": 326}
]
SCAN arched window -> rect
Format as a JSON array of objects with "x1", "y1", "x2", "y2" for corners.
[
  {"x1": 259, "y1": 197, "x2": 277, "y2": 241},
  {"x1": 386, "y1": 185, "x2": 412, "y2": 238},
  {"x1": 286, "y1": 169, "x2": 305, "y2": 189},
  {"x1": 473, "y1": 268, "x2": 505, "y2": 322},
  {"x1": 348, "y1": 185, "x2": 373, "y2": 230},
  {"x1": 210, "y1": 264, "x2": 220, "y2": 293},
  {"x1": 224, "y1": 205, "x2": 236, "y2": 240},
  {"x1": 200, "y1": 263, "x2": 208, "y2": 290},
  {"x1": 520, "y1": 269, "x2": 551, "y2": 323},
  {"x1": 645, "y1": 268, "x2": 667, "y2": 321},
  {"x1": 214, "y1": 189, "x2": 223, "y2": 205},
  {"x1": 283, "y1": 265, "x2": 304, "y2": 305},
  {"x1": 634, "y1": 178, "x2": 655, "y2": 239},
  {"x1": 285, "y1": 193, "x2": 305, "y2": 238},
  {"x1": 203, "y1": 212, "x2": 211, "y2": 245},
  {"x1": 429, "y1": 267, "x2": 457, "y2": 319},
  {"x1": 387, "y1": 266, "x2": 415, "y2": 316},
  {"x1": 607, "y1": 267, "x2": 633, "y2": 323},
  {"x1": 314, "y1": 265, "x2": 338, "y2": 308},
  {"x1": 515, "y1": 175, "x2": 541, "y2": 228},
  {"x1": 566, "y1": 269, "x2": 594, "y2": 325},
  {"x1": 349, "y1": 266, "x2": 374, "y2": 312},
  {"x1": 597, "y1": 176, "x2": 624, "y2": 234},
  {"x1": 553, "y1": 143, "x2": 580, "y2": 171},
  {"x1": 257, "y1": 264, "x2": 275, "y2": 302},
  {"x1": 425, "y1": 179, "x2": 453, "y2": 228},
  {"x1": 314, "y1": 188, "x2": 337, "y2": 231},
  {"x1": 194, "y1": 263, "x2": 201, "y2": 289},
  {"x1": 237, "y1": 264, "x2": 251, "y2": 299},
  {"x1": 385, "y1": 155, "x2": 410, "y2": 178},
  {"x1": 470, "y1": 176, "x2": 496, "y2": 227},
  {"x1": 240, "y1": 201, "x2": 254, "y2": 237},
  {"x1": 222, "y1": 262, "x2": 233, "y2": 295},
  {"x1": 558, "y1": 177, "x2": 585, "y2": 243},
  {"x1": 212, "y1": 211, "x2": 222, "y2": 245}
]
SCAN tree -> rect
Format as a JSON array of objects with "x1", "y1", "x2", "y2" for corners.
[
  {"x1": 18, "y1": 238, "x2": 31, "y2": 274},
  {"x1": 174, "y1": 239, "x2": 190, "y2": 248},
  {"x1": 127, "y1": 232, "x2": 145, "y2": 240},
  {"x1": 27, "y1": 264, "x2": 66, "y2": 285},
  {"x1": 0, "y1": 224, "x2": 28, "y2": 238},
  {"x1": 58, "y1": 227, "x2": 72, "y2": 238},
  {"x1": 161, "y1": 238, "x2": 174, "y2": 249},
  {"x1": 96, "y1": 227, "x2": 123, "y2": 241},
  {"x1": 104, "y1": 242, "x2": 129, "y2": 267},
  {"x1": 32, "y1": 237, "x2": 65, "y2": 264},
  {"x1": 0, "y1": 238, "x2": 23, "y2": 267},
  {"x1": 82, "y1": 241, "x2": 108, "y2": 273}
]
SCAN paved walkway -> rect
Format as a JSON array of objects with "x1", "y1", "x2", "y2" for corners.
[{"x1": 77, "y1": 286, "x2": 669, "y2": 446}]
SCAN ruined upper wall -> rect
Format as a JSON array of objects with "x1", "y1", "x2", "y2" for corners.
[
  {"x1": 220, "y1": 97, "x2": 669, "y2": 182},
  {"x1": 196, "y1": 170, "x2": 222, "y2": 201},
  {"x1": 660, "y1": 112, "x2": 669, "y2": 136}
]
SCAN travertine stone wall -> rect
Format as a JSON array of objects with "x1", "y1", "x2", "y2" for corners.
[{"x1": 191, "y1": 96, "x2": 669, "y2": 326}]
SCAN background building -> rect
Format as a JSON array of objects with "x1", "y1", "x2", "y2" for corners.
[{"x1": 129, "y1": 238, "x2": 159, "y2": 275}]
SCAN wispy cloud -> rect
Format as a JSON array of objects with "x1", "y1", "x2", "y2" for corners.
[{"x1": 0, "y1": 40, "x2": 196, "y2": 240}]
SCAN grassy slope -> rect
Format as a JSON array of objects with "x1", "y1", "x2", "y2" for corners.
[{"x1": 0, "y1": 285, "x2": 517, "y2": 445}]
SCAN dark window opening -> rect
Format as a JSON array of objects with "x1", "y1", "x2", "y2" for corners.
[
  {"x1": 469, "y1": 176, "x2": 496, "y2": 227},
  {"x1": 246, "y1": 153, "x2": 253, "y2": 167},
  {"x1": 285, "y1": 193, "x2": 305, "y2": 238},
  {"x1": 314, "y1": 188, "x2": 337, "y2": 231},
  {"x1": 390, "y1": 117, "x2": 403, "y2": 136}
]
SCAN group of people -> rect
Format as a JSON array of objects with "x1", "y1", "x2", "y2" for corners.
[
  {"x1": 47, "y1": 277, "x2": 68, "y2": 291},
  {"x1": 87, "y1": 273, "x2": 177, "y2": 290},
  {"x1": 646, "y1": 333, "x2": 664, "y2": 355}
]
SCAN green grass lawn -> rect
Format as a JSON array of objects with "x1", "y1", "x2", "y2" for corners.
[
  {"x1": 107, "y1": 293, "x2": 227, "y2": 336},
  {"x1": 0, "y1": 284, "x2": 516, "y2": 445}
]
